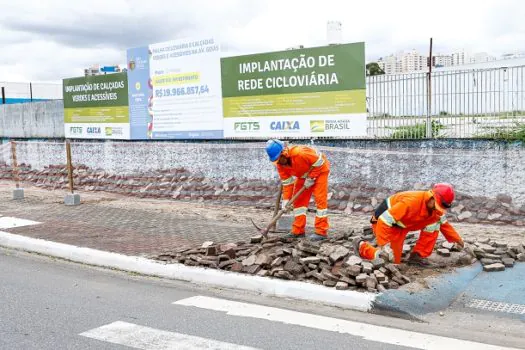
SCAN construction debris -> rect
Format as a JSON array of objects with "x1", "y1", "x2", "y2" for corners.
[
  {"x1": 151, "y1": 226, "x2": 525, "y2": 293},
  {"x1": 467, "y1": 237, "x2": 525, "y2": 272}
]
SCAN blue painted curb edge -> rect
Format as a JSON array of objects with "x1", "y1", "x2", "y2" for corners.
[{"x1": 370, "y1": 263, "x2": 483, "y2": 321}]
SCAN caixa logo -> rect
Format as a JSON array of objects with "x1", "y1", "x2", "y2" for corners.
[
  {"x1": 69, "y1": 127, "x2": 82, "y2": 135},
  {"x1": 234, "y1": 122, "x2": 260, "y2": 132},
  {"x1": 87, "y1": 127, "x2": 101, "y2": 134},
  {"x1": 270, "y1": 121, "x2": 300, "y2": 131}
]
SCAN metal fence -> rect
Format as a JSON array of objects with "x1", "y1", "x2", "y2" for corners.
[
  {"x1": 367, "y1": 65, "x2": 525, "y2": 139},
  {"x1": 2, "y1": 66, "x2": 525, "y2": 140},
  {"x1": 0, "y1": 81, "x2": 62, "y2": 104}
]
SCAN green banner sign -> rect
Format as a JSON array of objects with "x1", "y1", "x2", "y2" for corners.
[
  {"x1": 63, "y1": 72, "x2": 130, "y2": 139},
  {"x1": 220, "y1": 42, "x2": 365, "y2": 118},
  {"x1": 63, "y1": 73, "x2": 129, "y2": 112}
]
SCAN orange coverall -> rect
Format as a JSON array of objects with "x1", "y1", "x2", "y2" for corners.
[
  {"x1": 275, "y1": 145, "x2": 330, "y2": 236},
  {"x1": 359, "y1": 190, "x2": 462, "y2": 264}
]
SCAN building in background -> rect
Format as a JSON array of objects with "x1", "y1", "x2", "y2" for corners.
[
  {"x1": 375, "y1": 47, "x2": 515, "y2": 74},
  {"x1": 84, "y1": 64, "x2": 126, "y2": 76},
  {"x1": 451, "y1": 49, "x2": 470, "y2": 66},
  {"x1": 400, "y1": 49, "x2": 426, "y2": 73},
  {"x1": 469, "y1": 52, "x2": 496, "y2": 64},
  {"x1": 378, "y1": 49, "x2": 431, "y2": 74},
  {"x1": 501, "y1": 51, "x2": 525, "y2": 60},
  {"x1": 431, "y1": 54, "x2": 453, "y2": 68}
]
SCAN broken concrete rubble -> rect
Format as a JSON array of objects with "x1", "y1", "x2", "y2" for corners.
[{"x1": 153, "y1": 228, "x2": 523, "y2": 294}]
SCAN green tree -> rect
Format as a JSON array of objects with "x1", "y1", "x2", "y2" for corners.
[{"x1": 366, "y1": 62, "x2": 385, "y2": 76}]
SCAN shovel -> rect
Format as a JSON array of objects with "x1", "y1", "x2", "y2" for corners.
[{"x1": 251, "y1": 184, "x2": 308, "y2": 238}]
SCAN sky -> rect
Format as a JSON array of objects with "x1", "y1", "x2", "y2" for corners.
[{"x1": 0, "y1": 0, "x2": 524, "y2": 82}]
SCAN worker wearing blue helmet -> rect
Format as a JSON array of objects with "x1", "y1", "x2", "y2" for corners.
[{"x1": 266, "y1": 139, "x2": 330, "y2": 241}]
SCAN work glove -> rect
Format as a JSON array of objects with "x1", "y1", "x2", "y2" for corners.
[
  {"x1": 304, "y1": 177, "x2": 315, "y2": 189},
  {"x1": 456, "y1": 238, "x2": 465, "y2": 249},
  {"x1": 281, "y1": 200, "x2": 291, "y2": 213}
]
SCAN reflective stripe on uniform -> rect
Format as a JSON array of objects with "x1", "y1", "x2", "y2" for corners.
[
  {"x1": 378, "y1": 211, "x2": 396, "y2": 227},
  {"x1": 293, "y1": 207, "x2": 308, "y2": 217},
  {"x1": 312, "y1": 150, "x2": 324, "y2": 167},
  {"x1": 386, "y1": 196, "x2": 392, "y2": 209},
  {"x1": 316, "y1": 208, "x2": 328, "y2": 218},
  {"x1": 379, "y1": 210, "x2": 406, "y2": 228},
  {"x1": 282, "y1": 176, "x2": 295, "y2": 186},
  {"x1": 301, "y1": 149, "x2": 324, "y2": 178},
  {"x1": 423, "y1": 222, "x2": 440, "y2": 232}
]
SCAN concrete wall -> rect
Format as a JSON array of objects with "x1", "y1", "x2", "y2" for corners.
[
  {"x1": 3, "y1": 139, "x2": 524, "y2": 203},
  {"x1": 0, "y1": 100, "x2": 64, "y2": 138},
  {"x1": 1, "y1": 139, "x2": 524, "y2": 226}
]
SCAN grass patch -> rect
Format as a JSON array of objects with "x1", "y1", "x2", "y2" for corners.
[
  {"x1": 389, "y1": 120, "x2": 445, "y2": 139},
  {"x1": 473, "y1": 122, "x2": 525, "y2": 141}
]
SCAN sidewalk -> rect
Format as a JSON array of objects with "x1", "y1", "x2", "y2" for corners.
[
  {"x1": 0, "y1": 183, "x2": 261, "y2": 256},
  {"x1": 1, "y1": 181, "x2": 523, "y2": 254},
  {"x1": 1, "y1": 181, "x2": 524, "y2": 319}
]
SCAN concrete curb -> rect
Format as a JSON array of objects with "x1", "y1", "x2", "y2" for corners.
[{"x1": 0, "y1": 230, "x2": 376, "y2": 312}]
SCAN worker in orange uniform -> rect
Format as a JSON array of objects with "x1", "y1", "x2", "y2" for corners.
[
  {"x1": 266, "y1": 139, "x2": 330, "y2": 241},
  {"x1": 353, "y1": 183, "x2": 465, "y2": 265}
]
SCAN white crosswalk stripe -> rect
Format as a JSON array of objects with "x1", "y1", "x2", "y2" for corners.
[
  {"x1": 0, "y1": 216, "x2": 41, "y2": 229},
  {"x1": 173, "y1": 296, "x2": 522, "y2": 350},
  {"x1": 79, "y1": 321, "x2": 261, "y2": 350}
]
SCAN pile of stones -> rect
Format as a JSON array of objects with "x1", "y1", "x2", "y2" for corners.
[
  {"x1": 153, "y1": 227, "x2": 489, "y2": 293},
  {"x1": 465, "y1": 237, "x2": 525, "y2": 272}
]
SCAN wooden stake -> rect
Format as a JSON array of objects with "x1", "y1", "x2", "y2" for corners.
[
  {"x1": 11, "y1": 141, "x2": 19, "y2": 188},
  {"x1": 66, "y1": 139, "x2": 74, "y2": 194}
]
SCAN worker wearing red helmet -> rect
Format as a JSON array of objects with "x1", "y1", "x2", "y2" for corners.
[{"x1": 354, "y1": 183, "x2": 464, "y2": 265}]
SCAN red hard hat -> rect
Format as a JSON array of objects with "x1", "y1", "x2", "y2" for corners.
[{"x1": 432, "y1": 183, "x2": 455, "y2": 209}]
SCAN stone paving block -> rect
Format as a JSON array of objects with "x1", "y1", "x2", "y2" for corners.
[
  {"x1": 345, "y1": 264, "x2": 362, "y2": 277},
  {"x1": 361, "y1": 261, "x2": 373, "y2": 274},
  {"x1": 255, "y1": 253, "x2": 273, "y2": 267},
  {"x1": 323, "y1": 280, "x2": 337, "y2": 287},
  {"x1": 275, "y1": 270, "x2": 294, "y2": 280},
  {"x1": 344, "y1": 255, "x2": 363, "y2": 266},
  {"x1": 356, "y1": 273, "x2": 368, "y2": 284},
  {"x1": 242, "y1": 255, "x2": 257, "y2": 266},
  {"x1": 283, "y1": 260, "x2": 303, "y2": 275},
  {"x1": 338, "y1": 276, "x2": 356, "y2": 286},
  {"x1": 300, "y1": 256, "x2": 321, "y2": 265},
  {"x1": 442, "y1": 241, "x2": 455, "y2": 250},
  {"x1": 371, "y1": 258, "x2": 385, "y2": 269},
  {"x1": 483, "y1": 263, "x2": 506, "y2": 272},
  {"x1": 437, "y1": 248, "x2": 451, "y2": 257},
  {"x1": 230, "y1": 262, "x2": 243, "y2": 272},
  {"x1": 329, "y1": 246, "x2": 350, "y2": 263},
  {"x1": 501, "y1": 258, "x2": 515, "y2": 267},
  {"x1": 335, "y1": 282, "x2": 349, "y2": 290},
  {"x1": 250, "y1": 235, "x2": 263, "y2": 244}
]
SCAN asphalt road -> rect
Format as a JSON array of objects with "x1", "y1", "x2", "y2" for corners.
[{"x1": 1, "y1": 247, "x2": 524, "y2": 350}]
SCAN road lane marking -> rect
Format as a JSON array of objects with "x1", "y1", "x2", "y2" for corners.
[
  {"x1": 174, "y1": 296, "x2": 522, "y2": 350},
  {"x1": 79, "y1": 321, "x2": 261, "y2": 350}
]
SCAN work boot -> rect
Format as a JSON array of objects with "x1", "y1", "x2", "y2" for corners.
[
  {"x1": 407, "y1": 252, "x2": 434, "y2": 267},
  {"x1": 352, "y1": 236, "x2": 364, "y2": 255},
  {"x1": 307, "y1": 233, "x2": 327, "y2": 241},
  {"x1": 282, "y1": 232, "x2": 305, "y2": 240}
]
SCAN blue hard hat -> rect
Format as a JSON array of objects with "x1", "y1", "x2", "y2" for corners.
[{"x1": 266, "y1": 139, "x2": 284, "y2": 162}]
